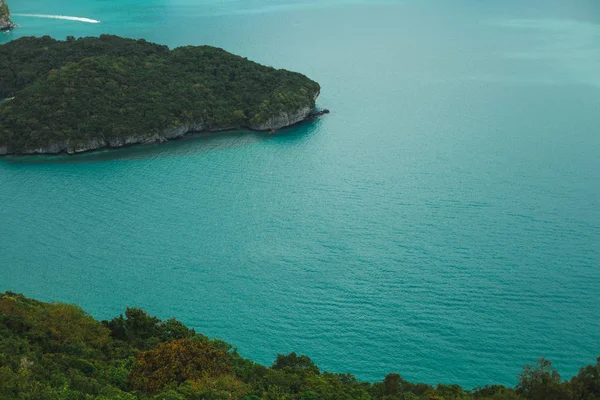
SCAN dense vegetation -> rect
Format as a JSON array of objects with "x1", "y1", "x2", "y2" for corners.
[
  {"x1": 0, "y1": 35, "x2": 320, "y2": 153},
  {"x1": 0, "y1": 292, "x2": 598, "y2": 400}
]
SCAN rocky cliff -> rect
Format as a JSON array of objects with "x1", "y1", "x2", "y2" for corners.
[
  {"x1": 248, "y1": 106, "x2": 314, "y2": 131},
  {"x1": 248, "y1": 90, "x2": 320, "y2": 131},
  {"x1": 0, "y1": 110, "x2": 320, "y2": 155},
  {"x1": 0, "y1": 0, "x2": 14, "y2": 31}
]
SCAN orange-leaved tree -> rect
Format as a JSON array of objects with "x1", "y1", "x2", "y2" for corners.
[{"x1": 130, "y1": 338, "x2": 231, "y2": 393}]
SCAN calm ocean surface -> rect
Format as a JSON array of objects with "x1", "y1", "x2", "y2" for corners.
[{"x1": 1, "y1": 0, "x2": 599, "y2": 388}]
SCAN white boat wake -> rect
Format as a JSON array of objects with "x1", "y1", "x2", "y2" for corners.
[{"x1": 12, "y1": 14, "x2": 100, "y2": 24}]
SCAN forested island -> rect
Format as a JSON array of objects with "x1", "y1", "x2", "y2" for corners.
[
  {"x1": 0, "y1": 35, "x2": 321, "y2": 155},
  {"x1": 0, "y1": 292, "x2": 598, "y2": 400},
  {"x1": 0, "y1": 0, "x2": 14, "y2": 31}
]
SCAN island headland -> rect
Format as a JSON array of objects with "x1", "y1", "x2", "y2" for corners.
[
  {"x1": 0, "y1": 0, "x2": 15, "y2": 31},
  {"x1": 0, "y1": 35, "x2": 324, "y2": 155}
]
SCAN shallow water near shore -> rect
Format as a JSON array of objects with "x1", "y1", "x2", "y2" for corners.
[{"x1": 1, "y1": 0, "x2": 599, "y2": 388}]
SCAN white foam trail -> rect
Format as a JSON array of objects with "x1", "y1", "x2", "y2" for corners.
[{"x1": 12, "y1": 14, "x2": 100, "y2": 24}]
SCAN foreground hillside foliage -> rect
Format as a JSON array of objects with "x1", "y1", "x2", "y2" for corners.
[
  {"x1": 0, "y1": 292, "x2": 598, "y2": 400},
  {"x1": 0, "y1": 35, "x2": 320, "y2": 152}
]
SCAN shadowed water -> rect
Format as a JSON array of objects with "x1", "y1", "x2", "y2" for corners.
[{"x1": 1, "y1": 0, "x2": 599, "y2": 388}]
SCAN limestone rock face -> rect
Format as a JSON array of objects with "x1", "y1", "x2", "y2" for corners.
[
  {"x1": 0, "y1": 0, "x2": 15, "y2": 31},
  {"x1": 249, "y1": 106, "x2": 314, "y2": 131},
  {"x1": 249, "y1": 90, "x2": 319, "y2": 131},
  {"x1": 2, "y1": 104, "x2": 323, "y2": 155},
  {"x1": 11, "y1": 121, "x2": 207, "y2": 155}
]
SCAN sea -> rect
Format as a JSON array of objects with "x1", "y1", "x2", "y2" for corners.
[{"x1": 1, "y1": 0, "x2": 599, "y2": 388}]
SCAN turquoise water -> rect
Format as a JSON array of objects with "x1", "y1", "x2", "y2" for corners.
[{"x1": 1, "y1": 0, "x2": 599, "y2": 388}]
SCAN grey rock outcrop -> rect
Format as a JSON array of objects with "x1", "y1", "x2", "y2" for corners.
[
  {"x1": 11, "y1": 123, "x2": 206, "y2": 155},
  {"x1": 0, "y1": 0, "x2": 15, "y2": 31},
  {"x1": 248, "y1": 106, "x2": 313, "y2": 131},
  {"x1": 11, "y1": 121, "x2": 205, "y2": 155}
]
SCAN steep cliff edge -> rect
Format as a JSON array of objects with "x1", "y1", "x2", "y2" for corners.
[
  {"x1": 0, "y1": 108, "x2": 322, "y2": 155},
  {"x1": 0, "y1": 35, "x2": 323, "y2": 155},
  {"x1": 249, "y1": 106, "x2": 314, "y2": 131},
  {"x1": 0, "y1": 0, "x2": 14, "y2": 31}
]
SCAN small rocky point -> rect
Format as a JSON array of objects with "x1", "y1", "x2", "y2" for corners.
[{"x1": 0, "y1": 0, "x2": 15, "y2": 32}]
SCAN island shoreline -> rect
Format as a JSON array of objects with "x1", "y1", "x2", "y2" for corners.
[{"x1": 0, "y1": 108, "x2": 329, "y2": 157}]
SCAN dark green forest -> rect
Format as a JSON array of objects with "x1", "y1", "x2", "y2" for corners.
[
  {"x1": 0, "y1": 35, "x2": 320, "y2": 153},
  {"x1": 0, "y1": 292, "x2": 598, "y2": 400}
]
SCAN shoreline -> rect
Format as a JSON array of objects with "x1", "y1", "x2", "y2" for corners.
[{"x1": 0, "y1": 108, "x2": 329, "y2": 157}]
